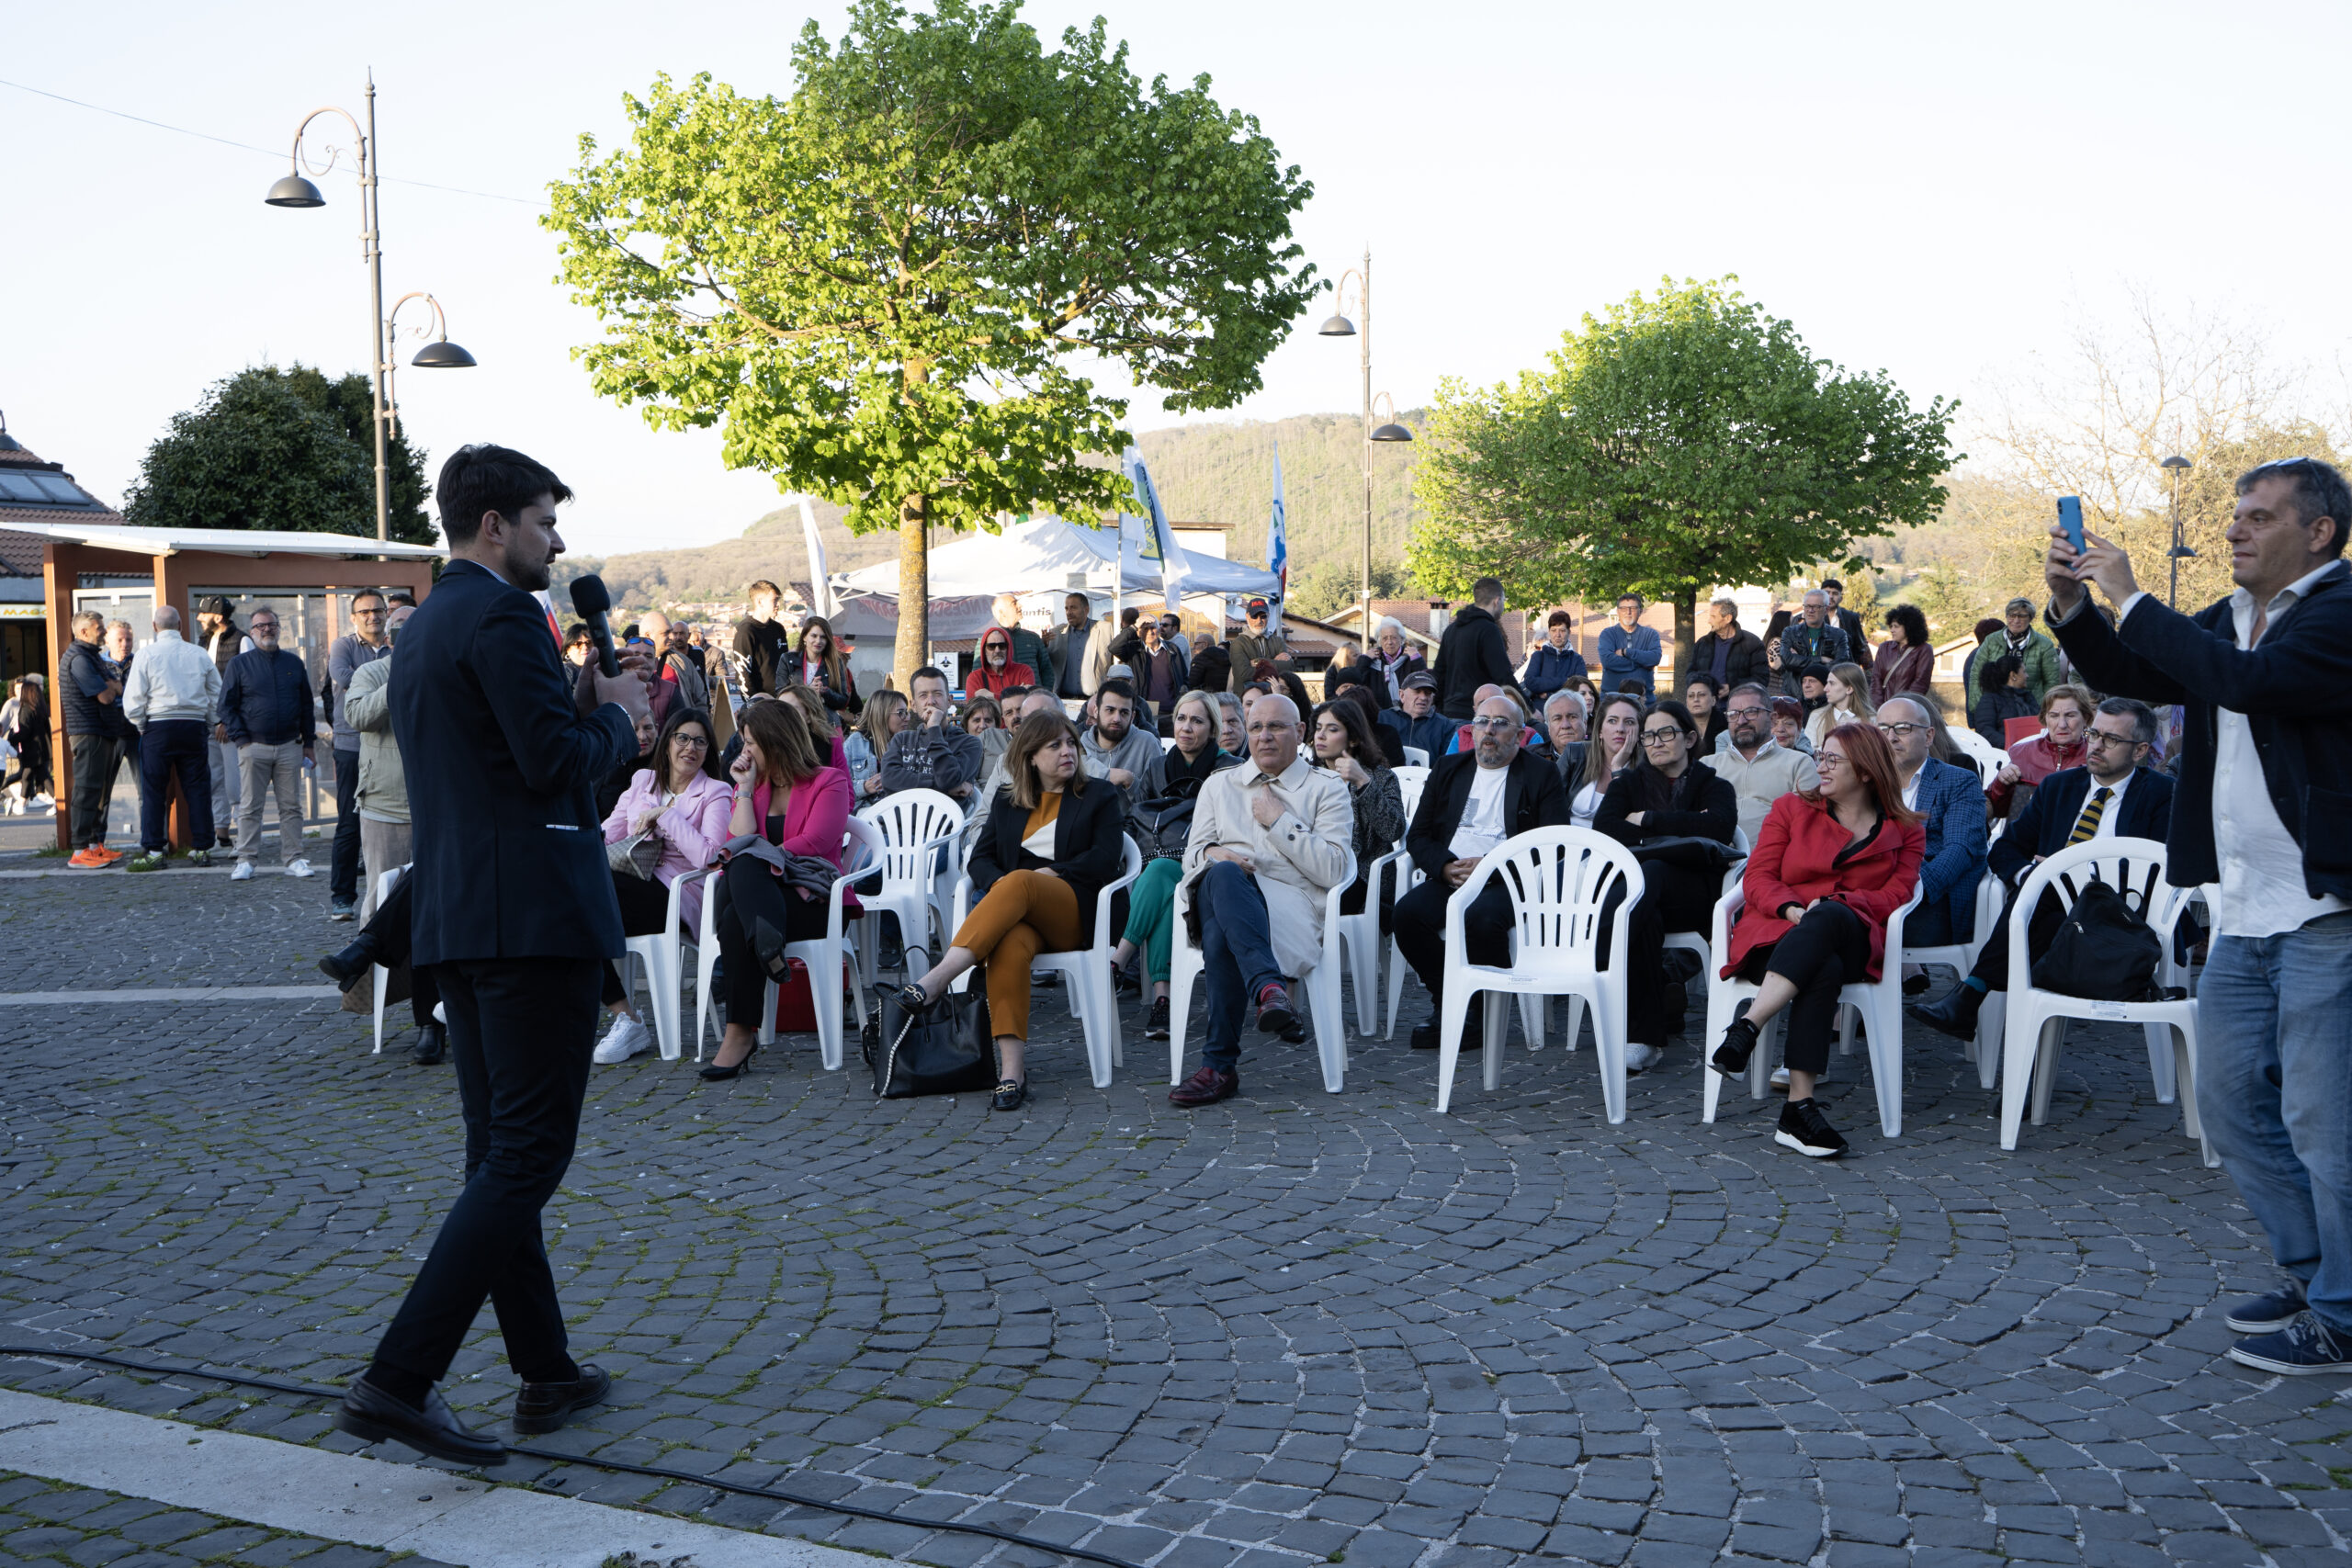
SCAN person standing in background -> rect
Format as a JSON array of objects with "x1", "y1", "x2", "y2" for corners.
[
  {"x1": 1596, "y1": 594, "x2": 1661, "y2": 697},
  {"x1": 197, "y1": 596, "x2": 252, "y2": 850},
  {"x1": 220, "y1": 607, "x2": 316, "y2": 883},
  {"x1": 327, "y1": 590, "x2": 394, "y2": 919},
  {"x1": 121, "y1": 605, "x2": 220, "y2": 873},
  {"x1": 61, "y1": 611, "x2": 131, "y2": 867},
  {"x1": 730, "y1": 580, "x2": 792, "y2": 695}
]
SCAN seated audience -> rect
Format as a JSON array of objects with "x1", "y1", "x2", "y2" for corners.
[
  {"x1": 1969, "y1": 652, "x2": 2038, "y2": 751},
  {"x1": 594, "y1": 707, "x2": 734, "y2": 1064},
  {"x1": 845, "y1": 690, "x2": 908, "y2": 801},
  {"x1": 1985, "y1": 682, "x2": 2093, "y2": 818},
  {"x1": 1214, "y1": 692, "x2": 1247, "y2": 756},
  {"x1": 1710, "y1": 682, "x2": 1820, "y2": 843},
  {"x1": 1323, "y1": 641, "x2": 1388, "y2": 710},
  {"x1": 1710, "y1": 723, "x2": 1925, "y2": 1158},
  {"x1": 964, "y1": 626, "x2": 1035, "y2": 701},
  {"x1": 1769, "y1": 695, "x2": 1815, "y2": 755},
  {"x1": 876, "y1": 666, "x2": 982, "y2": 805},
  {"x1": 1875, "y1": 694, "x2": 1988, "y2": 950},
  {"x1": 1378, "y1": 670, "x2": 1453, "y2": 759},
  {"x1": 1079, "y1": 677, "x2": 1164, "y2": 813},
  {"x1": 1310, "y1": 698, "x2": 1407, "y2": 920},
  {"x1": 779, "y1": 682, "x2": 854, "y2": 778},
  {"x1": 1334, "y1": 682, "x2": 1405, "y2": 765},
  {"x1": 1571, "y1": 693, "x2": 1645, "y2": 829},
  {"x1": 1683, "y1": 673, "x2": 1727, "y2": 753},
  {"x1": 1108, "y1": 690, "x2": 1241, "y2": 1040},
  {"x1": 1804, "y1": 660, "x2": 1874, "y2": 749}
]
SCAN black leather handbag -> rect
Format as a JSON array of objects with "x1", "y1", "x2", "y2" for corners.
[
  {"x1": 870, "y1": 975, "x2": 997, "y2": 1099},
  {"x1": 2031, "y1": 878, "x2": 2165, "y2": 1002}
]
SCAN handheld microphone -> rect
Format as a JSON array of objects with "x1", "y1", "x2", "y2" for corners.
[{"x1": 569, "y1": 575, "x2": 621, "y2": 678}]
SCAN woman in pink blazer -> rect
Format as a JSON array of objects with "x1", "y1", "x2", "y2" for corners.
[{"x1": 593, "y1": 706, "x2": 734, "y2": 1064}]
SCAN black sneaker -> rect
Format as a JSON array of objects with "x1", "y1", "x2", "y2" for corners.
[
  {"x1": 2226, "y1": 1282, "x2": 2310, "y2": 1336},
  {"x1": 2227, "y1": 1313, "x2": 2352, "y2": 1376},
  {"x1": 1711, "y1": 1015, "x2": 1759, "y2": 1076},
  {"x1": 1774, "y1": 1097, "x2": 1848, "y2": 1158},
  {"x1": 1142, "y1": 998, "x2": 1170, "y2": 1040}
]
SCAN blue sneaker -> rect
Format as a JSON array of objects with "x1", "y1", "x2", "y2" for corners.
[
  {"x1": 2228, "y1": 1313, "x2": 2352, "y2": 1376},
  {"x1": 2225, "y1": 1282, "x2": 2308, "y2": 1335}
]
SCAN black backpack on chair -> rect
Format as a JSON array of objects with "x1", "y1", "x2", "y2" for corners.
[{"x1": 2030, "y1": 877, "x2": 2165, "y2": 1002}]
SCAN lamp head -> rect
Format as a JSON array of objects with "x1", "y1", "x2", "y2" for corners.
[
  {"x1": 1370, "y1": 421, "x2": 1413, "y2": 443},
  {"x1": 266, "y1": 174, "x2": 327, "y2": 209},
  {"x1": 410, "y1": 340, "x2": 477, "y2": 369},
  {"x1": 0, "y1": 412, "x2": 17, "y2": 455},
  {"x1": 1317, "y1": 312, "x2": 1358, "y2": 337},
  {"x1": 2160, "y1": 455, "x2": 2192, "y2": 472}
]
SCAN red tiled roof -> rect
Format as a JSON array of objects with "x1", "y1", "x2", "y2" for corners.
[{"x1": 0, "y1": 528, "x2": 44, "y2": 578}]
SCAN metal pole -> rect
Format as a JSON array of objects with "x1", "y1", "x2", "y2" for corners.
[
  {"x1": 364, "y1": 73, "x2": 390, "y2": 544},
  {"x1": 1360, "y1": 246, "x2": 1373, "y2": 624},
  {"x1": 2167, "y1": 468, "x2": 2183, "y2": 609}
]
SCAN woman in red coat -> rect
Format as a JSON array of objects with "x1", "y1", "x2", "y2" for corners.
[
  {"x1": 1711, "y1": 721, "x2": 1924, "y2": 1158},
  {"x1": 964, "y1": 626, "x2": 1035, "y2": 701}
]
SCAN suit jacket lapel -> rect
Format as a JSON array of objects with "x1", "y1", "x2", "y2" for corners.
[{"x1": 1502, "y1": 754, "x2": 1526, "y2": 828}]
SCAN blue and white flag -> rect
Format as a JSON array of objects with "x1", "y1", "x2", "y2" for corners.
[
  {"x1": 1123, "y1": 446, "x2": 1183, "y2": 611},
  {"x1": 1267, "y1": 444, "x2": 1288, "y2": 615}
]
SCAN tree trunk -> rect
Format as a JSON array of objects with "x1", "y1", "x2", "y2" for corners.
[
  {"x1": 895, "y1": 492, "x2": 928, "y2": 692},
  {"x1": 1672, "y1": 588, "x2": 1697, "y2": 694}
]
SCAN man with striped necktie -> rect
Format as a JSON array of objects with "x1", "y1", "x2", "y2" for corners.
[{"x1": 1908, "y1": 697, "x2": 2173, "y2": 1042}]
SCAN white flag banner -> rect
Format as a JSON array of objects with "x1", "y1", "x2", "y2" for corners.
[{"x1": 798, "y1": 495, "x2": 833, "y2": 617}]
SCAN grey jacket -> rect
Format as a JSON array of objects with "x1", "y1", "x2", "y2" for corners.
[
  {"x1": 341, "y1": 655, "x2": 407, "y2": 824},
  {"x1": 1080, "y1": 723, "x2": 1165, "y2": 811}
]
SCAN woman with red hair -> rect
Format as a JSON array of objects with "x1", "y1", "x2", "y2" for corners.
[
  {"x1": 965, "y1": 626, "x2": 1035, "y2": 701},
  {"x1": 1710, "y1": 721, "x2": 1924, "y2": 1158}
]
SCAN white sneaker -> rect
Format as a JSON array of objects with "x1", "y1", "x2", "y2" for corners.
[
  {"x1": 433, "y1": 1002, "x2": 447, "y2": 1024},
  {"x1": 1769, "y1": 1065, "x2": 1828, "y2": 1089},
  {"x1": 285, "y1": 858, "x2": 315, "y2": 878},
  {"x1": 231, "y1": 862, "x2": 254, "y2": 882},
  {"x1": 1623, "y1": 1042, "x2": 1665, "y2": 1076},
  {"x1": 593, "y1": 1015, "x2": 653, "y2": 1064}
]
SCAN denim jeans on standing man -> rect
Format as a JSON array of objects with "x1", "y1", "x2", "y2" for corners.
[
  {"x1": 1194, "y1": 860, "x2": 1284, "y2": 1075},
  {"x1": 2195, "y1": 910, "x2": 2352, "y2": 1337}
]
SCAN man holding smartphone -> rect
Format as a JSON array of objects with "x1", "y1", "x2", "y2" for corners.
[{"x1": 2046, "y1": 457, "x2": 2352, "y2": 1376}]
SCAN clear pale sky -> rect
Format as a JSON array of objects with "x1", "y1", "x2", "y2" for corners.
[{"x1": 6, "y1": 1, "x2": 2344, "y2": 557}]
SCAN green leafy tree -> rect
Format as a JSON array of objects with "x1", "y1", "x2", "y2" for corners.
[
  {"x1": 121, "y1": 365, "x2": 434, "y2": 543},
  {"x1": 544, "y1": 0, "x2": 1317, "y2": 681},
  {"x1": 1410, "y1": 277, "x2": 1959, "y2": 661},
  {"x1": 1287, "y1": 556, "x2": 1410, "y2": 621}
]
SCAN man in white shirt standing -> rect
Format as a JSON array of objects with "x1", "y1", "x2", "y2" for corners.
[
  {"x1": 122, "y1": 605, "x2": 223, "y2": 873},
  {"x1": 2050, "y1": 456, "x2": 2352, "y2": 1377}
]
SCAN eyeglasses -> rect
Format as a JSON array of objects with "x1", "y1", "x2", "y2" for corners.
[
  {"x1": 2083, "y1": 728, "x2": 2140, "y2": 750},
  {"x1": 1814, "y1": 753, "x2": 1847, "y2": 771},
  {"x1": 1725, "y1": 705, "x2": 1769, "y2": 719},
  {"x1": 1639, "y1": 728, "x2": 1686, "y2": 746},
  {"x1": 1875, "y1": 722, "x2": 1928, "y2": 739},
  {"x1": 673, "y1": 734, "x2": 710, "y2": 750},
  {"x1": 1470, "y1": 716, "x2": 1520, "y2": 730}
]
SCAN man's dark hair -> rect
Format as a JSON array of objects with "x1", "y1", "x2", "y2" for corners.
[
  {"x1": 1615, "y1": 592, "x2": 1643, "y2": 609},
  {"x1": 1727, "y1": 682, "x2": 1770, "y2": 707},
  {"x1": 1121, "y1": 606, "x2": 1140, "y2": 626},
  {"x1": 1821, "y1": 578, "x2": 1845, "y2": 593},
  {"x1": 1472, "y1": 576, "x2": 1504, "y2": 608},
  {"x1": 1096, "y1": 677, "x2": 1136, "y2": 706},
  {"x1": 999, "y1": 683, "x2": 1034, "y2": 703},
  {"x1": 748, "y1": 580, "x2": 781, "y2": 600},
  {"x1": 435, "y1": 444, "x2": 571, "y2": 547},
  {"x1": 1616, "y1": 678, "x2": 1646, "y2": 695},
  {"x1": 2098, "y1": 694, "x2": 2159, "y2": 747},
  {"x1": 1546, "y1": 609, "x2": 1573, "y2": 628},
  {"x1": 910, "y1": 665, "x2": 949, "y2": 691},
  {"x1": 352, "y1": 588, "x2": 388, "y2": 611},
  {"x1": 2237, "y1": 457, "x2": 2352, "y2": 557},
  {"x1": 388, "y1": 590, "x2": 416, "y2": 607}
]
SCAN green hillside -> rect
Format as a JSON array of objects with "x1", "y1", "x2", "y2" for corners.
[{"x1": 565, "y1": 412, "x2": 1427, "y2": 615}]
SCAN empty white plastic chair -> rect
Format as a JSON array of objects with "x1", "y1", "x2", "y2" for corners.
[
  {"x1": 1432, "y1": 827, "x2": 1644, "y2": 1121},
  {"x1": 854, "y1": 788, "x2": 966, "y2": 982},
  {"x1": 1996, "y1": 837, "x2": 2204, "y2": 1157},
  {"x1": 1168, "y1": 846, "x2": 1356, "y2": 1092},
  {"x1": 947, "y1": 835, "x2": 1145, "y2": 1088},
  {"x1": 695, "y1": 821, "x2": 882, "y2": 1071}
]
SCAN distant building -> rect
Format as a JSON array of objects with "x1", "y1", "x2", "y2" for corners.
[{"x1": 0, "y1": 420, "x2": 128, "y2": 683}]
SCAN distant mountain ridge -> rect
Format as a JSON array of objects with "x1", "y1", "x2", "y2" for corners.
[{"x1": 563, "y1": 412, "x2": 1426, "y2": 613}]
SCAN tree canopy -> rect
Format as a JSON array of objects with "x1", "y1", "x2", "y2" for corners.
[
  {"x1": 121, "y1": 365, "x2": 434, "y2": 543},
  {"x1": 544, "y1": 0, "x2": 1317, "y2": 678},
  {"x1": 1409, "y1": 277, "x2": 1958, "y2": 658}
]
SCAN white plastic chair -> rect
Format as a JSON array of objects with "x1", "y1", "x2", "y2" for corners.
[
  {"x1": 1700, "y1": 881, "x2": 1922, "y2": 1138},
  {"x1": 695, "y1": 821, "x2": 882, "y2": 1071},
  {"x1": 1661, "y1": 826, "x2": 1749, "y2": 971},
  {"x1": 854, "y1": 789, "x2": 965, "y2": 983},
  {"x1": 1996, "y1": 837, "x2": 2205, "y2": 1157},
  {"x1": 1168, "y1": 846, "x2": 1356, "y2": 1092},
  {"x1": 1160, "y1": 736, "x2": 1180, "y2": 754},
  {"x1": 1338, "y1": 765, "x2": 1426, "y2": 1037},
  {"x1": 1902, "y1": 870, "x2": 2006, "y2": 1084},
  {"x1": 370, "y1": 863, "x2": 411, "y2": 1054},
  {"x1": 948, "y1": 835, "x2": 1144, "y2": 1088},
  {"x1": 1379, "y1": 768, "x2": 1436, "y2": 1038},
  {"x1": 617, "y1": 865, "x2": 708, "y2": 1062},
  {"x1": 1432, "y1": 827, "x2": 1643, "y2": 1122},
  {"x1": 1402, "y1": 746, "x2": 1430, "y2": 767}
]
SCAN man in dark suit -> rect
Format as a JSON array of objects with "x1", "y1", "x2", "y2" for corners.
[
  {"x1": 1394, "y1": 692, "x2": 1571, "y2": 1048},
  {"x1": 1907, "y1": 696, "x2": 2173, "y2": 1042},
  {"x1": 336, "y1": 445, "x2": 650, "y2": 1466}
]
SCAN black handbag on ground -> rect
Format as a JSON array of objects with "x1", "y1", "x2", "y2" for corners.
[
  {"x1": 2030, "y1": 878, "x2": 2165, "y2": 1001},
  {"x1": 870, "y1": 972, "x2": 997, "y2": 1099}
]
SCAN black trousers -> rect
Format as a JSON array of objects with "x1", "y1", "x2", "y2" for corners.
[
  {"x1": 1736, "y1": 900, "x2": 1870, "y2": 1075},
  {"x1": 357, "y1": 871, "x2": 442, "y2": 1029},
  {"x1": 331, "y1": 747, "x2": 363, "y2": 903},
  {"x1": 1395, "y1": 875, "x2": 1512, "y2": 1009},
  {"x1": 136, "y1": 719, "x2": 214, "y2": 852},
  {"x1": 1967, "y1": 880, "x2": 2064, "y2": 993},
  {"x1": 600, "y1": 871, "x2": 676, "y2": 1007},
  {"x1": 70, "y1": 732, "x2": 127, "y2": 848},
  {"x1": 370, "y1": 955, "x2": 601, "y2": 1385},
  {"x1": 711, "y1": 857, "x2": 831, "y2": 1026},
  {"x1": 1622, "y1": 861, "x2": 1720, "y2": 1047}
]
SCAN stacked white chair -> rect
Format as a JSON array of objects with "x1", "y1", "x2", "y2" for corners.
[
  {"x1": 694, "y1": 819, "x2": 883, "y2": 1072},
  {"x1": 854, "y1": 789, "x2": 966, "y2": 983},
  {"x1": 1430, "y1": 827, "x2": 1644, "y2": 1122},
  {"x1": 1996, "y1": 836, "x2": 2205, "y2": 1158},
  {"x1": 1168, "y1": 846, "x2": 1357, "y2": 1092},
  {"x1": 1339, "y1": 764, "x2": 1427, "y2": 1037},
  {"x1": 947, "y1": 836, "x2": 1144, "y2": 1088},
  {"x1": 1700, "y1": 882, "x2": 1922, "y2": 1138}
]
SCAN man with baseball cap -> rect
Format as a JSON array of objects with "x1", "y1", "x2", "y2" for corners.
[
  {"x1": 197, "y1": 596, "x2": 253, "y2": 850},
  {"x1": 1227, "y1": 598, "x2": 1290, "y2": 694},
  {"x1": 1379, "y1": 670, "x2": 1453, "y2": 759}
]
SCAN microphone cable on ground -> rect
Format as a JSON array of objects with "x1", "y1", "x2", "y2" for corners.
[{"x1": 0, "y1": 1346, "x2": 1151, "y2": 1568}]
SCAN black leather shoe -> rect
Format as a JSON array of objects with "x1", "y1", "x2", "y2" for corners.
[
  {"x1": 513, "y1": 1364, "x2": 612, "y2": 1436},
  {"x1": 319, "y1": 937, "x2": 382, "y2": 992},
  {"x1": 1906, "y1": 983, "x2": 1985, "y2": 1041},
  {"x1": 1168, "y1": 1066, "x2": 1238, "y2": 1107},
  {"x1": 410, "y1": 1022, "x2": 447, "y2": 1066},
  {"x1": 1409, "y1": 1002, "x2": 1484, "y2": 1051},
  {"x1": 991, "y1": 1077, "x2": 1029, "y2": 1112},
  {"x1": 1253, "y1": 983, "x2": 1295, "y2": 1035},
  {"x1": 337, "y1": 1377, "x2": 506, "y2": 1465}
]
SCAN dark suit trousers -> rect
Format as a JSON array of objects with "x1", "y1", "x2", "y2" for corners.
[
  {"x1": 1396, "y1": 875, "x2": 1513, "y2": 1006},
  {"x1": 371, "y1": 955, "x2": 600, "y2": 1385},
  {"x1": 1968, "y1": 881, "x2": 2064, "y2": 993},
  {"x1": 1619, "y1": 861, "x2": 1720, "y2": 1047},
  {"x1": 331, "y1": 747, "x2": 363, "y2": 902},
  {"x1": 70, "y1": 732, "x2": 127, "y2": 848}
]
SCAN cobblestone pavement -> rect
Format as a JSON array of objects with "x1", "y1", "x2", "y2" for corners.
[
  {"x1": 4, "y1": 869, "x2": 2348, "y2": 1568},
  {"x1": 0, "y1": 1472, "x2": 462, "y2": 1568}
]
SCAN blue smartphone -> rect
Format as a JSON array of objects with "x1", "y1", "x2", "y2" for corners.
[{"x1": 2056, "y1": 495, "x2": 2085, "y2": 554}]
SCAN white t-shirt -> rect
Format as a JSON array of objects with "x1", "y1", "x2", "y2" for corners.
[{"x1": 1449, "y1": 764, "x2": 1511, "y2": 861}]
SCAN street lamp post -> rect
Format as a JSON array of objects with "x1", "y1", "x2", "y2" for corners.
[
  {"x1": 2161, "y1": 455, "x2": 2194, "y2": 608},
  {"x1": 265, "y1": 74, "x2": 473, "y2": 542},
  {"x1": 1318, "y1": 249, "x2": 1412, "y2": 629}
]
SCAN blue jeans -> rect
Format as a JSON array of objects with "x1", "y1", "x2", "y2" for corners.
[
  {"x1": 2197, "y1": 912, "x2": 2352, "y2": 1336},
  {"x1": 1196, "y1": 861, "x2": 1283, "y2": 1074}
]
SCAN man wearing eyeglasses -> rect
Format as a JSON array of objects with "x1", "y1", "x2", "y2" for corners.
[
  {"x1": 326, "y1": 590, "x2": 394, "y2": 920},
  {"x1": 1708, "y1": 681, "x2": 1819, "y2": 844},
  {"x1": 1872, "y1": 695, "x2": 1987, "y2": 951},
  {"x1": 2046, "y1": 457, "x2": 2352, "y2": 1376},
  {"x1": 1393, "y1": 691, "x2": 1570, "y2": 1050}
]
